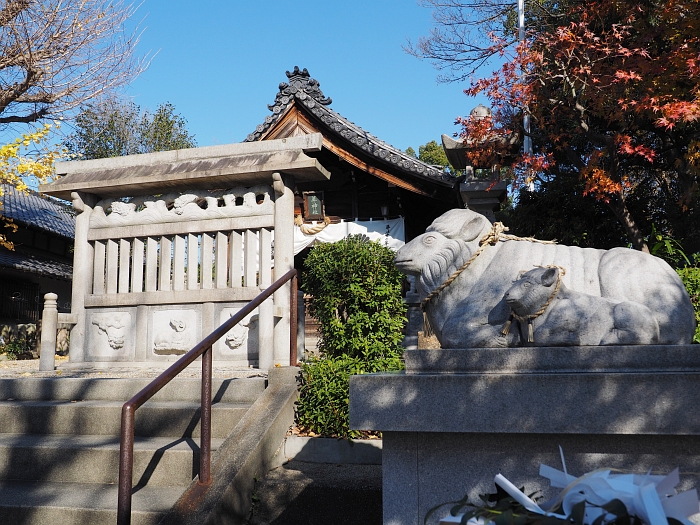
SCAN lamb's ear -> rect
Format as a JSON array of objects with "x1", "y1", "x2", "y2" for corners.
[
  {"x1": 540, "y1": 267, "x2": 558, "y2": 287},
  {"x1": 459, "y1": 216, "x2": 489, "y2": 242}
]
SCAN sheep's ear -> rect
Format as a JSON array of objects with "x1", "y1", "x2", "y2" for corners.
[
  {"x1": 540, "y1": 267, "x2": 558, "y2": 287},
  {"x1": 459, "y1": 216, "x2": 489, "y2": 242}
]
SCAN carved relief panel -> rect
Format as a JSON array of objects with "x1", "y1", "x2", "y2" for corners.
[
  {"x1": 150, "y1": 309, "x2": 198, "y2": 357},
  {"x1": 215, "y1": 307, "x2": 259, "y2": 363},
  {"x1": 86, "y1": 310, "x2": 135, "y2": 360}
]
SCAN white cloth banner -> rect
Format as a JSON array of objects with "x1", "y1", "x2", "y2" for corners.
[{"x1": 293, "y1": 217, "x2": 405, "y2": 255}]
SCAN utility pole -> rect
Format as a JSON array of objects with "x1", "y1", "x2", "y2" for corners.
[{"x1": 518, "y1": 0, "x2": 532, "y2": 155}]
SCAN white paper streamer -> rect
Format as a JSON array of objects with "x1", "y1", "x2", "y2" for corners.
[{"x1": 441, "y1": 464, "x2": 699, "y2": 525}]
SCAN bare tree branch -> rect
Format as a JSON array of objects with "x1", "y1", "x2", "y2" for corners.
[
  {"x1": 0, "y1": 0, "x2": 149, "y2": 126},
  {"x1": 407, "y1": 0, "x2": 564, "y2": 82}
]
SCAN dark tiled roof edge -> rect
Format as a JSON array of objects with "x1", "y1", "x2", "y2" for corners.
[
  {"x1": 0, "y1": 248, "x2": 73, "y2": 280},
  {"x1": 1, "y1": 184, "x2": 75, "y2": 239},
  {"x1": 245, "y1": 66, "x2": 453, "y2": 186}
]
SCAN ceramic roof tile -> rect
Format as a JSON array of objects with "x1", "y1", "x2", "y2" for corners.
[
  {"x1": 245, "y1": 67, "x2": 454, "y2": 186},
  {"x1": 1, "y1": 184, "x2": 75, "y2": 239},
  {"x1": 0, "y1": 248, "x2": 73, "y2": 280}
]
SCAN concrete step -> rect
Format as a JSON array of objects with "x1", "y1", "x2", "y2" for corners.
[
  {"x1": 0, "y1": 399, "x2": 250, "y2": 438},
  {"x1": 0, "y1": 434, "x2": 225, "y2": 486},
  {"x1": 0, "y1": 375, "x2": 274, "y2": 524},
  {"x1": 0, "y1": 480, "x2": 183, "y2": 525},
  {"x1": 0, "y1": 376, "x2": 266, "y2": 403}
]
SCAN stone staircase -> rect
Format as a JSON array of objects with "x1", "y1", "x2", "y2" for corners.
[{"x1": 0, "y1": 375, "x2": 267, "y2": 525}]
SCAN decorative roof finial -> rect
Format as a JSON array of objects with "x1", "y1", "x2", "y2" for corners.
[{"x1": 248, "y1": 67, "x2": 333, "y2": 141}]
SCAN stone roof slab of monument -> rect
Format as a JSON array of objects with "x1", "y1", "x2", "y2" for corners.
[{"x1": 40, "y1": 134, "x2": 330, "y2": 200}]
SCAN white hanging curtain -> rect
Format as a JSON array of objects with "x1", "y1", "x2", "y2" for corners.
[{"x1": 293, "y1": 217, "x2": 405, "y2": 255}]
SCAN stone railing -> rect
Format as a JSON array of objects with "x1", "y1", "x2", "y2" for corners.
[{"x1": 65, "y1": 185, "x2": 287, "y2": 368}]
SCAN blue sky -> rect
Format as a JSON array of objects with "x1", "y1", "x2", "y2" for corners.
[{"x1": 122, "y1": 0, "x2": 488, "y2": 152}]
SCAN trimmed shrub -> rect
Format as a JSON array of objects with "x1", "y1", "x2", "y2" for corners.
[
  {"x1": 0, "y1": 338, "x2": 33, "y2": 360},
  {"x1": 302, "y1": 235, "x2": 406, "y2": 361},
  {"x1": 296, "y1": 354, "x2": 403, "y2": 438},
  {"x1": 296, "y1": 235, "x2": 407, "y2": 437}
]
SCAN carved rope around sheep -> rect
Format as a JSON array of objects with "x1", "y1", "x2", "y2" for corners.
[{"x1": 420, "y1": 222, "x2": 557, "y2": 312}]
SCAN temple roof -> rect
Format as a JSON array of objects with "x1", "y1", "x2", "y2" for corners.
[
  {"x1": 1, "y1": 184, "x2": 75, "y2": 239},
  {"x1": 0, "y1": 248, "x2": 73, "y2": 280},
  {"x1": 245, "y1": 67, "x2": 455, "y2": 190}
]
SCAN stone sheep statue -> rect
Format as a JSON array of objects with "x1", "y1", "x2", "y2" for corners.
[
  {"x1": 394, "y1": 209, "x2": 695, "y2": 348},
  {"x1": 502, "y1": 266, "x2": 660, "y2": 346}
]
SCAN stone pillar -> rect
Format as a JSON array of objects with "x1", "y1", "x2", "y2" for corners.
[
  {"x1": 272, "y1": 172, "x2": 294, "y2": 366},
  {"x1": 134, "y1": 305, "x2": 148, "y2": 361},
  {"x1": 39, "y1": 293, "x2": 58, "y2": 371},
  {"x1": 258, "y1": 293, "x2": 274, "y2": 370},
  {"x1": 68, "y1": 192, "x2": 97, "y2": 363},
  {"x1": 459, "y1": 180, "x2": 508, "y2": 223},
  {"x1": 258, "y1": 227, "x2": 274, "y2": 370}
]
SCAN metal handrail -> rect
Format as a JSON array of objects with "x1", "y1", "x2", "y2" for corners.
[{"x1": 117, "y1": 269, "x2": 298, "y2": 525}]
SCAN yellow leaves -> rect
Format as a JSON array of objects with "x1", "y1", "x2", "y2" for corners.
[
  {"x1": 685, "y1": 141, "x2": 700, "y2": 175},
  {"x1": 0, "y1": 122, "x2": 66, "y2": 189},
  {"x1": 1, "y1": 123, "x2": 68, "y2": 250},
  {"x1": 581, "y1": 166, "x2": 625, "y2": 201}
]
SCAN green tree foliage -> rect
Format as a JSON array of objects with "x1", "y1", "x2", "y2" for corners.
[
  {"x1": 64, "y1": 99, "x2": 197, "y2": 160},
  {"x1": 406, "y1": 139, "x2": 455, "y2": 173},
  {"x1": 295, "y1": 235, "x2": 406, "y2": 437},
  {"x1": 419, "y1": 140, "x2": 449, "y2": 169},
  {"x1": 498, "y1": 177, "x2": 630, "y2": 249}
]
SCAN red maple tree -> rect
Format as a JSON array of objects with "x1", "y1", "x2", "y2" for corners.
[{"x1": 462, "y1": 0, "x2": 700, "y2": 251}]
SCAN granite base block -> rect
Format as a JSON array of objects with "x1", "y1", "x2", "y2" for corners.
[{"x1": 349, "y1": 345, "x2": 700, "y2": 525}]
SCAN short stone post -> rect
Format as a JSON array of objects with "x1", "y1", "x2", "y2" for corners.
[{"x1": 39, "y1": 293, "x2": 58, "y2": 371}]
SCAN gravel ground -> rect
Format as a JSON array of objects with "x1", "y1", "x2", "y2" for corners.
[{"x1": 0, "y1": 356, "x2": 267, "y2": 379}]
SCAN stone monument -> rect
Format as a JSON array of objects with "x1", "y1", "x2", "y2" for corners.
[
  {"x1": 442, "y1": 104, "x2": 515, "y2": 223},
  {"x1": 350, "y1": 209, "x2": 700, "y2": 525},
  {"x1": 40, "y1": 134, "x2": 330, "y2": 368}
]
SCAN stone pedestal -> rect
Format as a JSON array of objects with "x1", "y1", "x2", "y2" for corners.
[{"x1": 349, "y1": 346, "x2": 700, "y2": 525}]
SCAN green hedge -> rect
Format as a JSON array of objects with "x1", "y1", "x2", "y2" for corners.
[
  {"x1": 296, "y1": 355, "x2": 403, "y2": 438},
  {"x1": 677, "y1": 266, "x2": 700, "y2": 343},
  {"x1": 302, "y1": 235, "x2": 407, "y2": 361},
  {"x1": 295, "y1": 235, "x2": 407, "y2": 438}
]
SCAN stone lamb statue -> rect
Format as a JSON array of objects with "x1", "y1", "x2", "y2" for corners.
[
  {"x1": 502, "y1": 266, "x2": 660, "y2": 346},
  {"x1": 394, "y1": 209, "x2": 695, "y2": 348}
]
